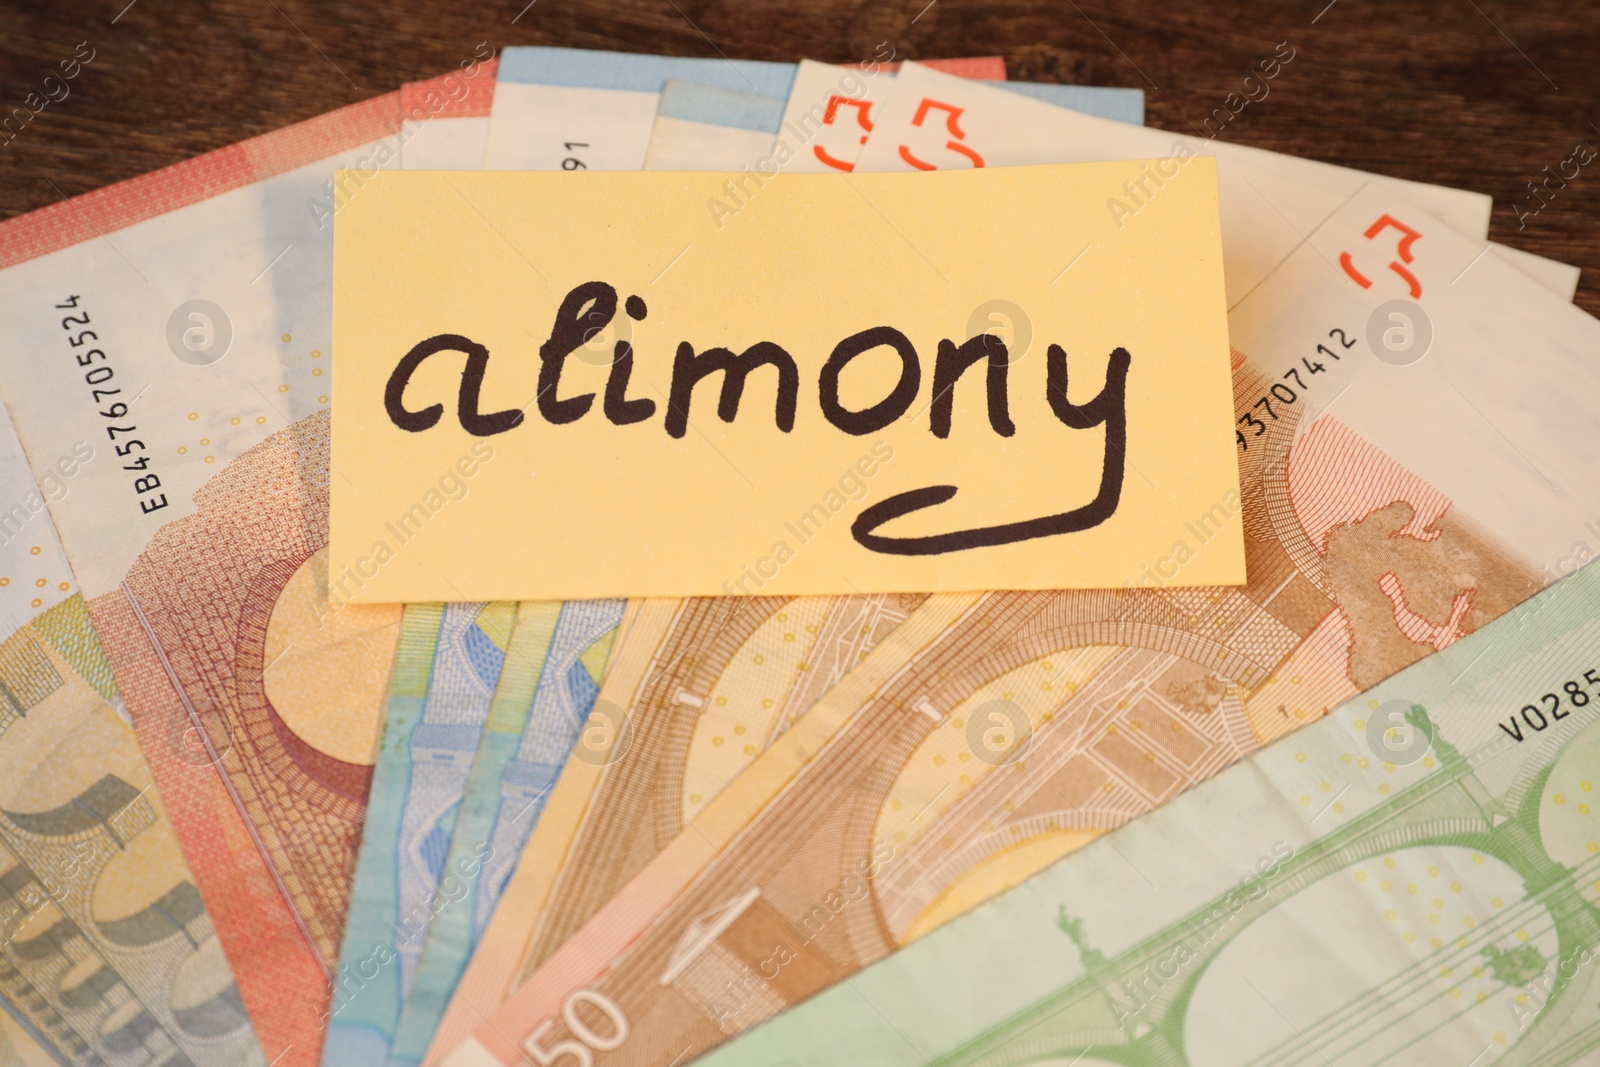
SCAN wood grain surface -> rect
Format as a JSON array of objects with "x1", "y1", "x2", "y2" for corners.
[{"x1": 1, "y1": 0, "x2": 1596, "y2": 312}]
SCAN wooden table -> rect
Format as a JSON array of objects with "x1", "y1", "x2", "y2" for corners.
[{"x1": 2, "y1": 0, "x2": 1596, "y2": 313}]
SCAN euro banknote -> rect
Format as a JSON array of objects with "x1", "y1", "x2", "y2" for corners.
[
  {"x1": 643, "y1": 66, "x2": 1143, "y2": 173},
  {"x1": 703, "y1": 555, "x2": 1600, "y2": 1067},
  {"x1": 0, "y1": 61, "x2": 494, "y2": 1067},
  {"x1": 641, "y1": 81, "x2": 788, "y2": 172},
  {"x1": 440, "y1": 179, "x2": 1600, "y2": 1066},
  {"x1": 321, "y1": 601, "x2": 513, "y2": 1064},
  {"x1": 482, "y1": 47, "x2": 1006, "y2": 172},
  {"x1": 855, "y1": 60, "x2": 1579, "y2": 303},
  {"x1": 397, "y1": 71, "x2": 494, "y2": 169},
  {"x1": 385, "y1": 599, "x2": 624, "y2": 1067},
  {"x1": 0, "y1": 402, "x2": 262, "y2": 1065},
  {"x1": 773, "y1": 57, "x2": 1143, "y2": 174},
  {"x1": 423, "y1": 594, "x2": 955, "y2": 1064}
]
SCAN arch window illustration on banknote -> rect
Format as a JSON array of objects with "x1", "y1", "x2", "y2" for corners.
[
  {"x1": 522, "y1": 593, "x2": 927, "y2": 973},
  {"x1": 108, "y1": 412, "x2": 402, "y2": 978}
]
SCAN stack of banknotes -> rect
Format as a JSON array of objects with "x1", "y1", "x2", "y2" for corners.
[{"x1": 1, "y1": 42, "x2": 1598, "y2": 1067}]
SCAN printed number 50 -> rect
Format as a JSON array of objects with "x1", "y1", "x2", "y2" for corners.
[{"x1": 523, "y1": 990, "x2": 629, "y2": 1066}]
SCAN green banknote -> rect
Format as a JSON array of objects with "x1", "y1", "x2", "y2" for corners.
[{"x1": 703, "y1": 560, "x2": 1600, "y2": 1067}]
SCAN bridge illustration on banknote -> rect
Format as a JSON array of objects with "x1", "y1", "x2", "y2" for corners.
[{"x1": 929, "y1": 706, "x2": 1600, "y2": 1067}]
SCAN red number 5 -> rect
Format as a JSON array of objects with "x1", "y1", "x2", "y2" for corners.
[
  {"x1": 813, "y1": 95, "x2": 875, "y2": 172},
  {"x1": 897, "y1": 98, "x2": 984, "y2": 170},
  {"x1": 1340, "y1": 214, "x2": 1423, "y2": 298}
]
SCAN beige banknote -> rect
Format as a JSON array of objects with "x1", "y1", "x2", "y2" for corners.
[
  {"x1": 425, "y1": 593, "x2": 943, "y2": 1062},
  {"x1": 441, "y1": 180, "x2": 1600, "y2": 1066}
]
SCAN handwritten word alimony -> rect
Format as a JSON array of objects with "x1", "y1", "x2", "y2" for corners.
[{"x1": 383, "y1": 281, "x2": 1133, "y2": 556}]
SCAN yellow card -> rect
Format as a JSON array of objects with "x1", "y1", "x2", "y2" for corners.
[{"x1": 332, "y1": 162, "x2": 1241, "y2": 601}]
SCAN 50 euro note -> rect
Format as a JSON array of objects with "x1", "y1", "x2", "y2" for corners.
[
  {"x1": 0, "y1": 62, "x2": 495, "y2": 1067},
  {"x1": 0, "y1": 403, "x2": 262, "y2": 1065},
  {"x1": 441, "y1": 181, "x2": 1600, "y2": 1067},
  {"x1": 423, "y1": 593, "x2": 950, "y2": 1065},
  {"x1": 703, "y1": 557, "x2": 1600, "y2": 1067},
  {"x1": 854, "y1": 60, "x2": 1579, "y2": 304}
]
